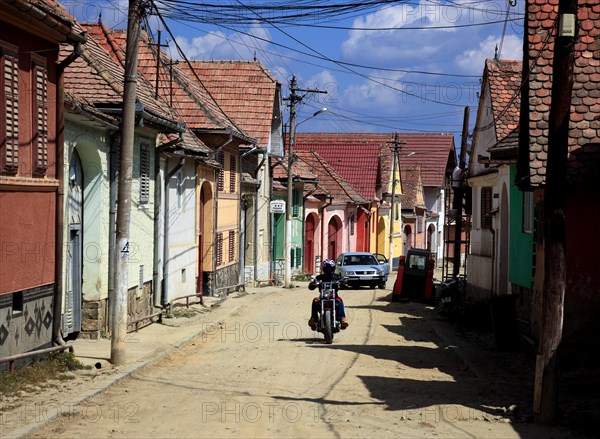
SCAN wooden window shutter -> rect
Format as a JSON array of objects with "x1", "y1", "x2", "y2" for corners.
[
  {"x1": 139, "y1": 143, "x2": 150, "y2": 204},
  {"x1": 481, "y1": 187, "x2": 492, "y2": 230},
  {"x1": 33, "y1": 60, "x2": 48, "y2": 175},
  {"x1": 292, "y1": 188, "x2": 301, "y2": 217},
  {"x1": 229, "y1": 154, "x2": 236, "y2": 193},
  {"x1": 295, "y1": 247, "x2": 302, "y2": 268},
  {"x1": 1, "y1": 47, "x2": 19, "y2": 174},
  {"x1": 217, "y1": 151, "x2": 225, "y2": 191},
  {"x1": 216, "y1": 232, "x2": 223, "y2": 266},
  {"x1": 228, "y1": 230, "x2": 235, "y2": 263}
]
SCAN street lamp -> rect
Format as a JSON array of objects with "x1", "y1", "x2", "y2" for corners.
[{"x1": 285, "y1": 107, "x2": 327, "y2": 288}]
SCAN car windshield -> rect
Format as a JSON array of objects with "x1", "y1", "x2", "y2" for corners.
[
  {"x1": 407, "y1": 254, "x2": 427, "y2": 270},
  {"x1": 343, "y1": 255, "x2": 378, "y2": 266}
]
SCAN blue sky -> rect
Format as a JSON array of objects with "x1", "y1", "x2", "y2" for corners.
[{"x1": 67, "y1": 0, "x2": 525, "y2": 141}]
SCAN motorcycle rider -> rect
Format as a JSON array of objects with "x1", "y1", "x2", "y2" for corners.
[{"x1": 308, "y1": 259, "x2": 348, "y2": 330}]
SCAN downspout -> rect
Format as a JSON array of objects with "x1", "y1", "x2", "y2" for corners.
[
  {"x1": 212, "y1": 131, "x2": 233, "y2": 296},
  {"x1": 108, "y1": 133, "x2": 119, "y2": 332},
  {"x1": 254, "y1": 154, "x2": 266, "y2": 284},
  {"x1": 53, "y1": 40, "x2": 84, "y2": 347},
  {"x1": 162, "y1": 157, "x2": 185, "y2": 307},
  {"x1": 152, "y1": 147, "x2": 163, "y2": 308}
]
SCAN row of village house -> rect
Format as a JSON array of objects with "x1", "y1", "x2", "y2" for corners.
[
  {"x1": 3, "y1": 0, "x2": 598, "y2": 376},
  {"x1": 0, "y1": 0, "x2": 458, "y2": 360}
]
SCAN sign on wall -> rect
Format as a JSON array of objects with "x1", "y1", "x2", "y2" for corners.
[{"x1": 270, "y1": 200, "x2": 286, "y2": 214}]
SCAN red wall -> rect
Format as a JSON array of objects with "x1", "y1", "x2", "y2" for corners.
[
  {"x1": 0, "y1": 24, "x2": 59, "y2": 295},
  {"x1": 0, "y1": 191, "x2": 56, "y2": 294}
]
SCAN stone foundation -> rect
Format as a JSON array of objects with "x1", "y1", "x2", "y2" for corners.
[
  {"x1": 80, "y1": 281, "x2": 154, "y2": 339},
  {"x1": 80, "y1": 299, "x2": 108, "y2": 340}
]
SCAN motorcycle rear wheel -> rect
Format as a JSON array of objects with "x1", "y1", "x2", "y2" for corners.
[{"x1": 323, "y1": 310, "x2": 334, "y2": 344}]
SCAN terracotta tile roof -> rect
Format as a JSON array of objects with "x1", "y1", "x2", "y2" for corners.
[
  {"x1": 180, "y1": 61, "x2": 280, "y2": 146},
  {"x1": 295, "y1": 134, "x2": 384, "y2": 200},
  {"x1": 83, "y1": 24, "x2": 252, "y2": 143},
  {"x1": 296, "y1": 133, "x2": 455, "y2": 191},
  {"x1": 485, "y1": 59, "x2": 522, "y2": 143},
  {"x1": 271, "y1": 157, "x2": 317, "y2": 181},
  {"x1": 520, "y1": 0, "x2": 600, "y2": 186},
  {"x1": 295, "y1": 150, "x2": 368, "y2": 205},
  {"x1": 62, "y1": 23, "x2": 209, "y2": 154},
  {"x1": 400, "y1": 166, "x2": 426, "y2": 210},
  {"x1": 63, "y1": 22, "x2": 180, "y2": 128}
]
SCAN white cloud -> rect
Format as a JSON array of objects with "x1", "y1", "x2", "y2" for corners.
[
  {"x1": 343, "y1": 71, "x2": 408, "y2": 110},
  {"x1": 173, "y1": 24, "x2": 272, "y2": 60},
  {"x1": 455, "y1": 34, "x2": 522, "y2": 74}
]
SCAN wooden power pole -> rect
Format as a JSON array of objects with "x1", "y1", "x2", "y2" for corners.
[
  {"x1": 111, "y1": 0, "x2": 143, "y2": 365},
  {"x1": 453, "y1": 106, "x2": 469, "y2": 278},
  {"x1": 534, "y1": 0, "x2": 577, "y2": 424}
]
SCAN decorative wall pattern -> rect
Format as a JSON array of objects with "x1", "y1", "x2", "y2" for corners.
[{"x1": 0, "y1": 284, "x2": 54, "y2": 358}]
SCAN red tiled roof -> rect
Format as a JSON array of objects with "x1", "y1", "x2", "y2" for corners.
[
  {"x1": 62, "y1": 23, "x2": 209, "y2": 154},
  {"x1": 520, "y1": 0, "x2": 600, "y2": 186},
  {"x1": 400, "y1": 166, "x2": 425, "y2": 210},
  {"x1": 296, "y1": 150, "x2": 368, "y2": 205},
  {"x1": 271, "y1": 157, "x2": 317, "y2": 181},
  {"x1": 65, "y1": 23, "x2": 178, "y2": 124},
  {"x1": 486, "y1": 59, "x2": 522, "y2": 143},
  {"x1": 83, "y1": 24, "x2": 252, "y2": 142},
  {"x1": 180, "y1": 61, "x2": 279, "y2": 146},
  {"x1": 296, "y1": 133, "x2": 455, "y2": 192}
]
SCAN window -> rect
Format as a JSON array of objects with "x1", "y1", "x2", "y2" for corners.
[
  {"x1": 139, "y1": 143, "x2": 150, "y2": 204},
  {"x1": 32, "y1": 57, "x2": 48, "y2": 175},
  {"x1": 217, "y1": 151, "x2": 225, "y2": 191},
  {"x1": 292, "y1": 188, "x2": 301, "y2": 217},
  {"x1": 295, "y1": 247, "x2": 302, "y2": 268},
  {"x1": 417, "y1": 215, "x2": 423, "y2": 233},
  {"x1": 480, "y1": 187, "x2": 492, "y2": 229},
  {"x1": 216, "y1": 232, "x2": 223, "y2": 266},
  {"x1": 0, "y1": 42, "x2": 19, "y2": 174},
  {"x1": 228, "y1": 230, "x2": 235, "y2": 263},
  {"x1": 12, "y1": 291, "x2": 23, "y2": 315},
  {"x1": 523, "y1": 191, "x2": 533, "y2": 233},
  {"x1": 229, "y1": 154, "x2": 237, "y2": 193}
]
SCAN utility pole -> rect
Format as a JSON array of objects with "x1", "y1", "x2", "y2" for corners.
[
  {"x1": 111, "y1": 0, "x2": 143, "y2": 365},
  {"x1": 453, "y1": 106, "x2": 470, "y2": 278},
  {"x1": 534, "y1": 0, "x2": 577, "y2": 424},
  {"x1": 388, "y1": 133, "x2": 400, "y2": 266},
  {"x1": 284, "y1": 76, "x2": 326, "y2": 287}
]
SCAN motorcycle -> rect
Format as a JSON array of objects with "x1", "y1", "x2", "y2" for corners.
[
  {"x1": 312, "y1": 279, "x2": 341, "y2": 344},
  {"x1": 435, "y1": 277, "x2": 465, "y2": 319}
]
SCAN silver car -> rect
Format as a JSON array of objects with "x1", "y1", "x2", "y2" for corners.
[{"x1": 335, "y1": 252, "x2": 389, "y2": 289}]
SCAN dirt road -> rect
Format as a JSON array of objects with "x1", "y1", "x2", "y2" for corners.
[{"x1": 29, "y1": 282, "x2": 580, "y2": 438}]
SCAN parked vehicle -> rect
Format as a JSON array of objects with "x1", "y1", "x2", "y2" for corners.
[
  {"x1": 374, "y1": 253, "x2": 391, "y2": 276},
  {"x1": 435, "y1": 277, "x2": 465, "y2": 319},
  {"x1": 335, "y1": 252, "x2": 388, "y2": 289},
  {"x1": 391, "y1": 248, "x2": 435, "y2": 302}
]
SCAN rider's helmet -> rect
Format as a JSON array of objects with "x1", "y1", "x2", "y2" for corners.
[{"x1": 322, "y1": 259, "x2": 336, "y2": 274}]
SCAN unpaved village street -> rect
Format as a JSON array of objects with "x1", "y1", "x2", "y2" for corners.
[{"x1": 29, "y1": 281, "x2": 580, "y2": 438}]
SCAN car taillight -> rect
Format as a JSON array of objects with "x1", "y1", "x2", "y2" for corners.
[{"x1": 399, "y1": 256, "x2": 406, "y2": 266}]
